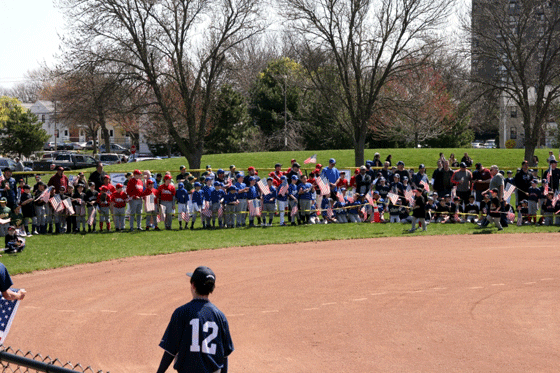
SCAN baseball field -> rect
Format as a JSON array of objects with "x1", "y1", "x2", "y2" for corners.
[{"x1": 8, "y1": 233, "x2": 560, "y2": 372}]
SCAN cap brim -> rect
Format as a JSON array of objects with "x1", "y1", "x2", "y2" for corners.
[{"x1": 186, "y1": 272, "x2": 193, "y2": 277}]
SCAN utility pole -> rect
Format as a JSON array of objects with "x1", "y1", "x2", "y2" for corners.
[
  {"x1": 283, "y1": 75, "x2": 287, "y2": 149},
  {"x1": 54, "y1": 100, "x2": 58, "y2": 151}
]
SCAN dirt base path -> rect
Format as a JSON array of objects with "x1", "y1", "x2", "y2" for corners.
[{"x1": 8, "y1": 233, "x2": 560, "y2": 372}]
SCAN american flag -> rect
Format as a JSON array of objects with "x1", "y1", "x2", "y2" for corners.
[
  {"x1": 387, "y1": 192, "x2": 399, "y2": 205},
  {"x1": 290, "y1": 204, "x2": 298, "y2": 217},
  {"x1": 336, "y1": 191, "x2": 345, "y2": 203},
  {"x1": 248, "y1": 199, "x2": 261, "y2": 217},
  {"x1": 420, "y1": 180, "x2": 430, "y2": 192},
  {"x1": 202, "y1": 201, "x2": 213, "y2": 218},
  {"x1": 257, "y1": 179, "x2": 270, "y2": 195},
  {"x1": 49, "y1": 194, "x2": 64, "y2": 212},
  {"x1": 503, "y1": 183, "x2": 517, "y2": 202},
  {"x1": 278, "y1": 182, "x2": 289, "y2": 196},
  {"x1": 87, "y1": 208, "x2": 97, "y2": 225},
  {"x1": 552, "y1": 192, "x2": 560, "y2": 207},
  {"x1": 218, "y1": 204, "x2": 224, "y2": 218},
  {"x1": 35, "y1": 186, "x2": 53, "y2": 203},
  {"x1": 451, "y1": 186, "x2": 457, "y2": 201},
  {"x1": 507, "y1": 211, "x2": 516, "y2": 222},
  {"x1": 0, "y1": 290, "x2": 21, "y2": 344},
  {"x1": 326, "y1": 204, "x2": 334, "y2": 218},
  {"x1": 303, "y1": 154, "x2": 317, "y2": 164},
  {"x1": 144, "y1": 194, "x2": 156, "y2": 212},
  {"x1": 62, "y1": 198, "x2": 75, "y2": 215},
  {"x1": 181, "y1": 211, "x2": 189, "y2": 222},
  {"x1": 365, "y1": 191, "x2": 374, "y2": 206},
  {"x1": 159, "y1": 204, "x2": 166, "y2": 222},
  {"x1": 315, "y1": 177, "x2": 330, "y2": 196},
  {"x1": 404, "y1": 189, "x2": 414, "y2": 204},
  {"x1": 360, "y1": 206, "x2": 367, "y2": 221},
  {"x1": 0, "y1": 173, "x2": 4, "y2": 184},
  {"x1": 346, "y1": 191, "x2": 355, "y2": 203}
]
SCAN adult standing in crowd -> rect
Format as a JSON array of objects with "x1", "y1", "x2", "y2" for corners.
[
  {"x1": 451, "y1": 162, "x2": 473, "y2": 206},
  {"x1": 542, "y1": 159, "x2": 560, "y2": 192},
  {"x1": 514, "y1": 160, "x2": 533, "y2": 206},
  {"x1": 488, "y1": 165, "x2": 508, "y2": 228},
  {"x1": 0, "y1": 168, "x2": 17, "y2": 209},
  {"x1": 355, "y1": 166, "x2": 372, "y2": 195},
  {"x1": 88, "y1": 162, "x2": 108, "y2": 191},
  {"x1": 47, "y1": 167, "x2": 69, "y2": 194},
  {"x1": 472, "y1": 163, "x2": 492, "y2": 204},
  {"x1": 176, "y1": 165, "x2": 191, "y2": 183},
  {"x1": 320, "y1": 158, "x2": 340, "y2": 192}
]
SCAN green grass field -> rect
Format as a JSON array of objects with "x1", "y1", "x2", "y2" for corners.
[
  {"x1": 3, "y1": 218, "x2": 559, "y2": 275},
  {"x1": 104, "y1": 148, "x2": 552, "y2": 174},
  {"x1": 6, "y1": 147, "x2": 559, "y2": 275}
]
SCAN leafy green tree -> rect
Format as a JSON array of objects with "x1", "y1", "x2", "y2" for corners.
[
  {"x1": 205, "y1": 85, "x2": 259, "y2": 154},
  {"x1": 250, "y1": 57, "x2": 306, "y2": 150},
  {"x1": 0, "y1": 96, "x2": 23, "y2": 128},
  {"x1": 1, "y1": 102, "x2": 50, "y2": 157}
]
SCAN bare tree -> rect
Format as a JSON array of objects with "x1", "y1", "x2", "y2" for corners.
[
  {"x1": 375, "y1": 62, "x2": 456, "y2": 147},
  {"x1": 59, "y1": 0, "x2": 267, "y2": 170},
  {"x1": 279, "y1": 0, "x2": 454, "y2": 166},
  {"x1": 468, "y1": 0, "x2": 560, "y2": 160}
]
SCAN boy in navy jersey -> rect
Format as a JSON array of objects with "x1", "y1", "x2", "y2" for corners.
[{"x1": 158, "y1": 266, "x2": 233, "y2": 373}]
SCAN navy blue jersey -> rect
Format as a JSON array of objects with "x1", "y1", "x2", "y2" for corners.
[
  {"x1": 176, "y1": 188, "x2": 190, "y2": 204},
  {"x1": 0, "y1": 263, "x2": 13, "y2": 293},
  {"x1": 160, "y1": 299, "x2": 234, "y2": 373},
  {"x1": 234, "y1": 182, "x2": 247, "y2": 199},
  {"x1": 263, "y1": 185, "x2": 277, "y2": 204},
  {"x1": 202, "y1": 185, "x2": 215, "y2": 201},
  {"x1": 298, "y1": 182, "x2": 313, "y2": 200},
  {"x1": 192, "y1": 189, "x2": 204, "y2": 205},
  {"x1": 247, "y1": 185, "x2": 259, "y2": 200}
]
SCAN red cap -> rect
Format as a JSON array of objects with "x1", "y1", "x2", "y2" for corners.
[
  {"x1": 57, "y1": 166, "x2": 64, "y2": 171},
  {"x1": 104, "y1": 175, "x2": 110, "y2": 179},
  {"x1": 316, "y1": 164, "x2": 322, "y2": 169},
  {"x1": 248, "y1": 166, "x2": 255, "y2": 171},
  {"x1": 116, "y1": 183, "x2": 123, "y2": 188},
  {"x1": 291, "y1": 159, "x2": 296, "y2": 163},
  {"x1": 164, "y1": 175, "x2": 172, "y2": 180},
  {"x1": 100, "y1": 186, "x2": 107, "y2": 192},
  {"x1": 355, "y1": 168, "x2": 360, "y2": 175},
  {"x1": 147, "y1": 180, "x2": 154, "y2": 185},
  {"x1": 133, "y1": 169, "x2": 142, "y2": 175}
]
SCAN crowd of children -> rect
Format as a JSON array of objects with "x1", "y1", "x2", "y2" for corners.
[{"x1": 1, "y1": 152, "x2": 559, "y2": 246}]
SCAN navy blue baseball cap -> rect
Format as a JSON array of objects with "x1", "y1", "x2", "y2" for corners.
[
  {"x1": 228, "y1": 185, "x2": 237, "y2": 192},
  {"x1": 217, "y1": 169, "x2": 224, "y2": 174},
  {"x1": 237, "y1": 173, "x2": 244, "y2": 178},
  {"x1": 205, "y1": 177, "x2": 212, "y2": 182},
  {"x1": 248, "y1": 176, "x2": 255, "y2": 182},
  {"x1": 329, "y1": 158, "x2": 336, "y2": 164},
  {"x1": 194, "y1": 182, "x2": 202, "y2": 187},
  {"x1": 267, "y1": 177, "x2": 273, "y2": 181},
  {"x1": 178, "y1": 182, "x2": 184, "y2": 188},
  {"x1": 187, "y1": 266, "x2": 216, "y2": 286},
  {"x1": 280, "y1": 175, "x2": 287, "y2": 180},
  {"x1": 213, "y1": 181, "x2": 221, "y2": 186},
  {"x1": 397, "y1": 161, "x2": 405, "y2": 166},
  {"x1": 291, "y1": 175, "x2": 298, "y2": 180}
]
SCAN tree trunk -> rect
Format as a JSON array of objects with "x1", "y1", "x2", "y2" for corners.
[
  {"x1": 524, "y1": 143, "x2": 536, "y2": 166},
  {"x1": 186, "y1": 148, "x2": 203, "y2": 177},
  {"x1": 353, "y1": 129, "x2": 366, "y2": 167},
  {"x1": 98, "y1": 108, "x2": 111, "y2": 152}
]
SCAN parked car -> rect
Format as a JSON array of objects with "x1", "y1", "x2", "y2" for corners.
[
  {"x1": 99, "y1": 143, "x2": 130, "y2": 155},
  {"x1": 33, "y1": 153, "x2": 98, "y2": 171},
  {"x1": 484, "y1": 139, "x2": 497, "y2": 149},
  {"x1": 471, "y1": 141, "x2": 483, "y2": 148},
  {"x1": 71, "y1": 142, "x2": 87, "y2": 150},
  {"x1": 0, "y1": 158, "x2": 17, "y2": 170},
  {"x1": 85, "y1": 140, "x2": 99, "y2": 150},
  {"x1": 95, "y1": 153, "x2": 122, "y2": 165}
]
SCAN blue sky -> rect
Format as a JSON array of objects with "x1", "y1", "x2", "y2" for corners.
[{"x1": 0, "y1": 0, "x2": 64, "y2": 89}]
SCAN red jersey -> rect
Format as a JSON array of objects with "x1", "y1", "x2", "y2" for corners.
[
  {"x1": 336, "y1": 178, "x2": 349, "y2": 189},
  {"x1": 143, "y1": 187, "x2": 158, "y2": 204},
  {"x1": 103, "y1": 183, "x2": 117, "y2": 195},
  {"x1": 269, "y1": 170, "x2": 284, "y2": 187},
  {"x1": 127, "y1": 177, "x2": 144, "y2": 199},
  {"x1": 157, "y1": 183, "x2": 176, "y2": 202},
  {"x1": 97, "y1": 192, "x2": 111, "y2": 208},
  {"x1": 111, "y1": 190, "x2": 128, "y2": 208}
]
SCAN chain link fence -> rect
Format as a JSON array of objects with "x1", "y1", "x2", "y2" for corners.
[{"x1": 0, "y1": 347, "x2": 107, "y2": 373}]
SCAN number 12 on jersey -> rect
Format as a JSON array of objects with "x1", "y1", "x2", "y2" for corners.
[{"x1": 190, "y1": 318, "x2": 218, "y2": 355}]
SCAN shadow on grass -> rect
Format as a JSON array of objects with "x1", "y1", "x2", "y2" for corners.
[{"x1": 472, "y1": 229, "x2": 495, "y2": 234}]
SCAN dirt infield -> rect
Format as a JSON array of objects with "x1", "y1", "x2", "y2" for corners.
[{"x1": 7, "y1": 233, "x2": 560, "y2": 372}]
